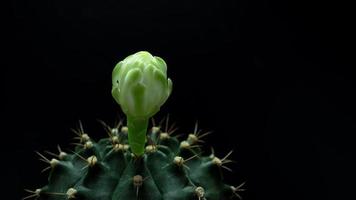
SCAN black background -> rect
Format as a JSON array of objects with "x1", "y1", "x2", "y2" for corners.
[{"x1": 6, "y1": 0, "x2": 355, "y2": 199}]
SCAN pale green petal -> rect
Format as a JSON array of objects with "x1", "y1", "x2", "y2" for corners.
[{"x1": 154, "y1": 56, "x2": 167, "y2": 73}]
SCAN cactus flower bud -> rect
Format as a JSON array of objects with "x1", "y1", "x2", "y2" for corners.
[
  {"x1": 111, "y1": 51, "x2": 172, "y2": 156},
  {"x1": 112, "y1": 51, "x2": 172, "y2": 119}
]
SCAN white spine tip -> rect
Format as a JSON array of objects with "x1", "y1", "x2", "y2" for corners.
[
  {"x1": 123, "y1": 144, "x2": 130, "y2": 150},
  {"x1": 145, "y1": 145, "x2": 157, "y2": 153},
  {"x1": 180, "y1": 141, "x2": 190, "y2": 149},
  {"x1": 86, "y1": 155, "x2": 98, "y2": 167},
  {"x1": 133, "y1": 175, "x2": 143, "y2": 187},
  {"x1": 59, "y1": 152, "x2": 67, "y2": 160},
  {"x1": 111, "y1": 128, "x2": 119, "y2": 135},
  {"x1": 66, "y1": 188, "x2": 77, "y2": 199},
  {"x1": 111, "y1": 136, "x2": 120, "y2": 144},
  {"x1": 50, "y1": 158, "x2": 60, "y2": 168},
  {"x1": 173, "y1": 156, "x2": 184, "y2": 166},
  {"x1": 35, "y1": 189, "x2": 41, "y2": 194},
  {"x1": 195, "y1": 186, "x2": 205, "y2": 198},
  {"x1": 84, "y1": 141, "x2": 93, "y2": 149},
  {"x1": 151, "y1": 126, "x2": 160, "y2": 134},
  {"x1": 113, "y1": 144, "x2": 125, "y2": 152},
  {"x1": 81, "y1": 134, "x2": 90, "y2": 143},
  {"x1": 187, "y1": 134, "x2": 198, "y2": 144},
  {"x1": 160, "y1": 132, "x2": 170, "y2": 140},
  {"x1": 121, "y1": 126, "x2": 128, "y2": 134},
  {"x1": 212, "y1": 156, "x2": 222, "y2": 166}
]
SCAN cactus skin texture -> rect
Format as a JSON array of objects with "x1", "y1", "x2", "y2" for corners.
[
  {"x1": 24, "y1": 51, "x2": 244, "y2": 200},
  {"x1": 26, "y1": 120, "x2": 244, "y2": 200}
]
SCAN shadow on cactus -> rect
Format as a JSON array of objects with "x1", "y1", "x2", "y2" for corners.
[{"x1": 24, "y1": 51, "x2": 245, "y2": 200}]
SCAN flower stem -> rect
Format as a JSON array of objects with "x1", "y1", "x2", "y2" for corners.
[{"x1": 127, "y1": 116, "x2": 148, "y2": 156}]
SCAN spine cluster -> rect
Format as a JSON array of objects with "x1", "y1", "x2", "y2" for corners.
[{"x1": 24, "y1": 118, "x2": 244, "y2": 200}]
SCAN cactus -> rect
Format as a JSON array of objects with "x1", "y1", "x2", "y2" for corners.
[{"x1": 24, "y1": 51, "x2": 245, "y2": 200}]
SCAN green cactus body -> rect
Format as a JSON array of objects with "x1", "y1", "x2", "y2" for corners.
[
  {"x1": 25, "y1": 51, "x2": 244, "y2": 200},
  {"x1": 29, "y1": 123, "x2": 244, "y2": 200}
]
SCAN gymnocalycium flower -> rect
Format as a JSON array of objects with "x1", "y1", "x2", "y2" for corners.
[
  {"x1": 112, "y1": 51, "x2": 172, "y2": 118},
  {"x1": 112, "y1": 51, "x2": 172, "y2": 156}
]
